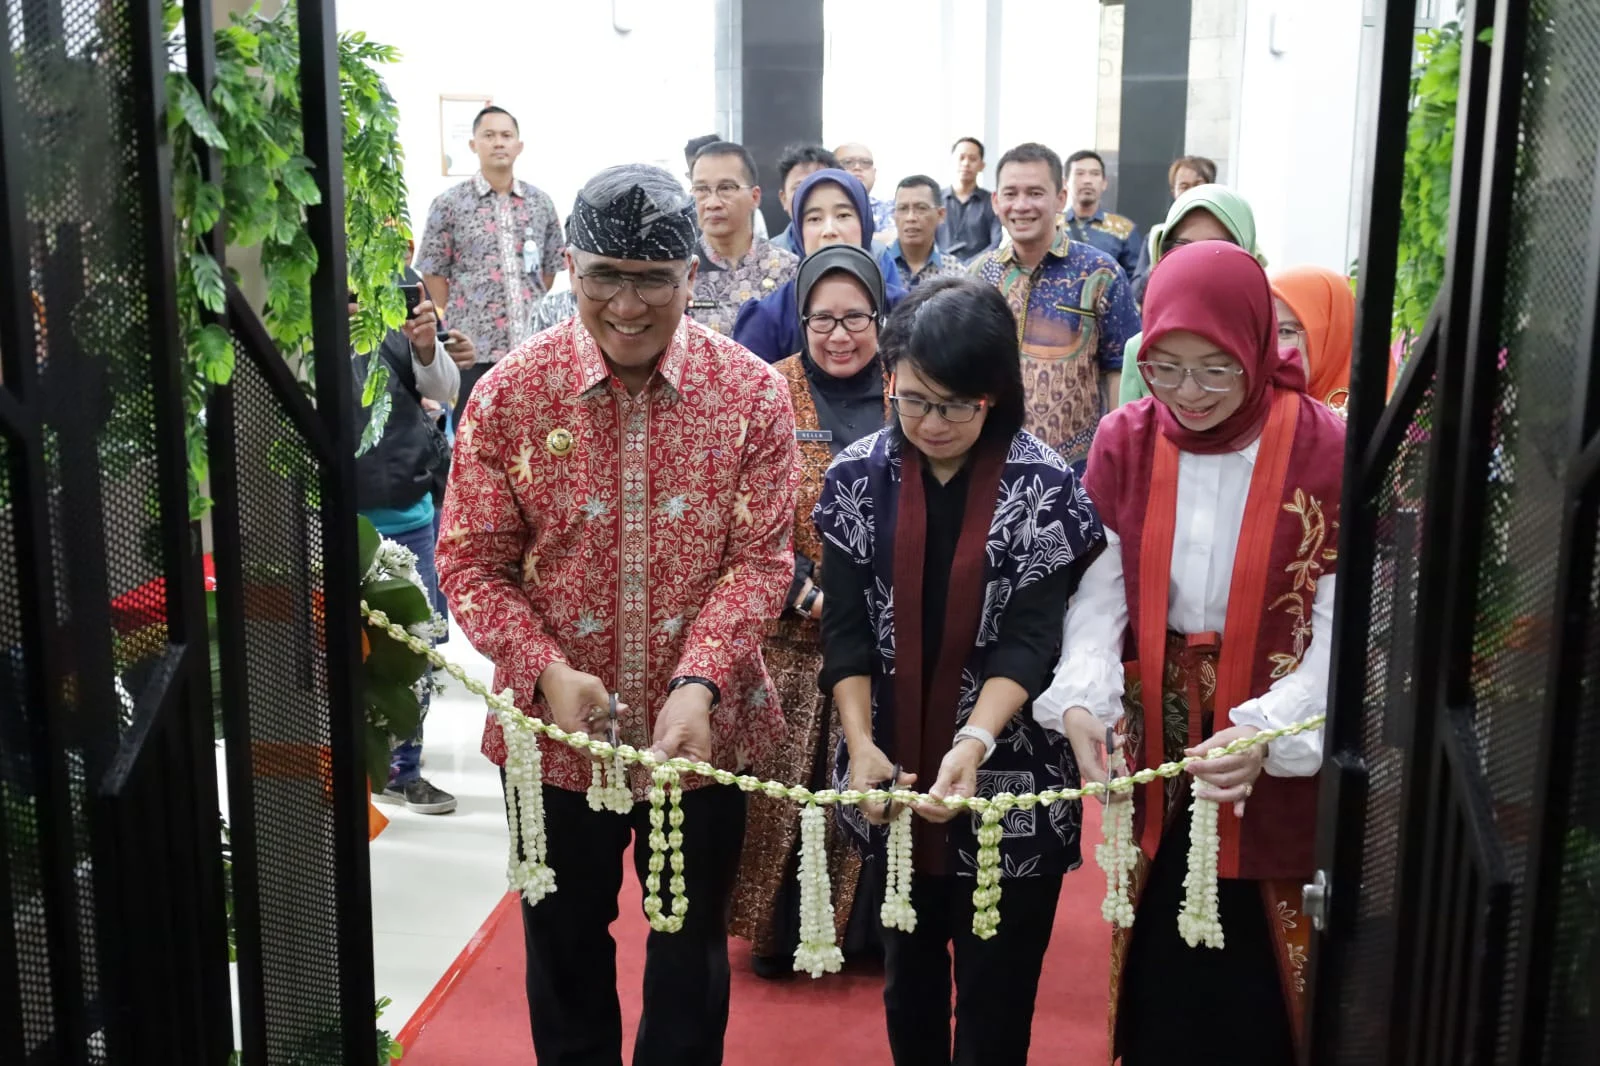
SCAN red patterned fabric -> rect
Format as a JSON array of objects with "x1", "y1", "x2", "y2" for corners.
[{"x1": 436, "y1": 316, "x2": 800, "y2": 794}]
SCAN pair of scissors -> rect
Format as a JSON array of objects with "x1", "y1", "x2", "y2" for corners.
[
  {"x1": 1104, "y1": 726, "x2": 1117, "y2": 801},
  {"x1": 876, "y1": 763, "x2": 903, "y2": 819},
  {"x1": 605, "y1": 693, "x2": 620, "y2": 750}
]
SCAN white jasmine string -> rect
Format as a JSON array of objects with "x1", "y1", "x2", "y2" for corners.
[
  {"x1": 793, "y1": 804, "x2": 845, "y2": 978},
  {"x1": 1177, "y1": 792, "x2": 1223, "y2": 949},
  {"x1": 879, "y1": 805, "x2": 917, "y2": 932}
]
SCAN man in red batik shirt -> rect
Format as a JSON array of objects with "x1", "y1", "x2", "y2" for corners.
[{"x1": 437, "y1": 163, "x2": 799, "y2": 1066}]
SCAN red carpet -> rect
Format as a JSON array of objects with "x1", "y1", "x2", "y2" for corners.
[{"x1": 399, "y1": 804, "x2": 1111, "y2": 1065}]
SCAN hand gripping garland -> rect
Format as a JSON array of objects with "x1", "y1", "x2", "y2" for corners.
[{"x1": 364, "y1": 604, "x2": 1324, "y2": 976}]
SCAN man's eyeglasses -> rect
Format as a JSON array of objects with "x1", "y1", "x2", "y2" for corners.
[
  {"x1": 576, "y1": 270, "x2": 684, "y2": 307},
  {"x1": 838, "y1": 157, "x2": 874, "y2": 170},
  {"x1": 804, "y1": 311, "x2": 875, "y2": 335},
  {"x1": 894, "y1": 202, "x2": 938, "y2": 217},
  {"x1": 889, "y1": 395, "x2": 987, "y2": 423},
  {"x1": 1138, "y1": 361, "x2": 1245, "y2": 393},
  {"x1": 690, "y1": 182, "x2": 751, "y2": 202}
]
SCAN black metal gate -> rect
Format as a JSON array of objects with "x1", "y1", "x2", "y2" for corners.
[
  {"x1": 0, "y1": 1, "x2": 373, "y2": 1063},
  {"x1": 1310, "y1": 0, "x2": 1600, "y2": 1062}
]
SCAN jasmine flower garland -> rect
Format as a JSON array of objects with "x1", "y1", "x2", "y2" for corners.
[
  {"x1": 642, "y1": 766, "x2": 688, "y2": 933},
  {"x1": 793, "y1": 804, "x2": 845, "y2": 978},
  {"x1": 971, "y1": 802, "x2": 1007, "y2": 940},
  {"x1": 359, "y1": 603, "x2": 1325, "y2": 952},
  {"x1": 879, "y1": 805, "x2": 917, "y2": 932},
  {"x1": 1177, "y1": 793, "x2": 1223, "y2": 949},
  {"x1": 1095, "y1": 751, "x2": 1138, "y2": 928}
]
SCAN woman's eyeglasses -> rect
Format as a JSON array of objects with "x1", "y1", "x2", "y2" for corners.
[
  {"x1": 890, "y1": 395, "x2": 987, "y2": 423},
  {"x1": 576, "y1": 270, "x2": 683, "y2": 307},
  {"x1": 1138, "y1": 361, "x2": 1245, "y2": 393},
  {"x1": 804, "y1": 311, "x2": 875, "y2": 334},
  {"x1": 1277, "y1": 324, "x2": 1306, "y2": 346}
]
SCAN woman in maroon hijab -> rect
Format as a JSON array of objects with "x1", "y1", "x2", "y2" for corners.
[{"x1": 1035, "y1": 241, "x2": 1345, "y2": 1065}]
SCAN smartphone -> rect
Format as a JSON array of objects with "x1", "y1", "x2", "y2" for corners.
[{"x1": 400, "y1": 282, "x2": 423, "y2": 317}]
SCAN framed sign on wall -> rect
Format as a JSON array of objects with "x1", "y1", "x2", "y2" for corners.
[{"x1": 440, "y1": 94, "x2": 493, "y2": 176}]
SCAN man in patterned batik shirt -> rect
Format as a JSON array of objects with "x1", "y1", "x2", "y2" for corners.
[
  {"x1": 686, "y1": 141, "x2": 798, "y2": 336},
  {"x1": 437, "y1": 163, "x2": 799, "y2": 1066},
  {"x1": 416, "y1": 105, "x2": 566, "y2": 422},
  {"x1": 1061, "y1": 149, "x2": 1142, "y2": 279},
  {"x1": 970, "y1": 143, "x2": 1140, "y2": 469}
]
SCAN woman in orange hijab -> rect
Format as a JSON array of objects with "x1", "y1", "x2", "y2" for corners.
[{"x1": 1270, "y1": 266, "x2": 1355, "y2": 414}]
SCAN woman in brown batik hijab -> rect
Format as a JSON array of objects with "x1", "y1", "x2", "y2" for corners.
[{"x1": 728, "y1": 244, "x2": 890, "y2": 977}]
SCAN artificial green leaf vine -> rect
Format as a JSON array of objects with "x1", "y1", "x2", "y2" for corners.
[{"x1": 165, "y1": 0, "x2": 412, "y2": 517}]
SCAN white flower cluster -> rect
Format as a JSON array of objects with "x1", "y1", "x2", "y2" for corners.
[
  {"x1": 642, "y1": 766, "x2": 689, "y2": 933},
  {"x1": 369, "y1": 537, "x2": 448, "y2": 642},
  {"x1": 879, "y1": 805, "x2": 917, "y2": 933},
  {"x1": 503, "y1": 706, "x2": 556, "y2": 905},
  {"x1": 1095, "y1": 753, "x2": 1138, "y2": 928},
  {"x1": 586, "y1": 755, "x2": 632, "y2": 815},
  {"x1": 793, "y1": 804, "x2": 845, "y2": 978},
  {"x1": 1178, "y1": 793, "x2": 1224, "y2": 949},
  {"x1": 361, "y1": 600, "x2": 1326, "y2": 959},
  {"x1": 971, "y1": 805, "x2": 1005, "y2": 940}
]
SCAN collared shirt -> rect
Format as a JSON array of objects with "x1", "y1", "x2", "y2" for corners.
[
  {"x1": 436, "y1": 316, "x2": 800, "y2": 795},
  {"x1": 689, "y1": 236, "x2": 799, "y2": 336},
  {"x1": 886, "y1": 240, "x2": 969, "y2": 289},
  {"x1": 415, "y1": 173, "x2": 567, "y2": 363},
  {"x1": 938, "y1": 185, "x2": 1003, "y2": 263},
  {"x1": 1062, "y1": 207, "x2": 1141, "y2": 278},
  {"x1": 969, "y1": 230, "x2": 1141, "y2": 466},
  {"x1": 1036, "y1": 439, "x2": 1331, "y2": 777}
]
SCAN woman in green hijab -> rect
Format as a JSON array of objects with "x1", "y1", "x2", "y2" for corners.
[{"x1": 1120, "y1": 185, "x2": 1267, "y2": 405}]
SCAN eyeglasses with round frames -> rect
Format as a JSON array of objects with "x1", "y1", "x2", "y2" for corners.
[
  {"x1": 889, "y1": 394, "x2": 987, "y2": 423},
  {"x1": 1138, "y1": 360, "x2": 1245, "y2": 393}
]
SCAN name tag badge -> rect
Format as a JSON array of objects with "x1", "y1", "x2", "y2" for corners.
[{"x1": 796, "y1": 429, "x2": 833, "y2": 443}]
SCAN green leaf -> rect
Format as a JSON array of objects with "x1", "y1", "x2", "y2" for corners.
[
  {"x1": 282, "y1": 155, "x2": 323, "y2": 206},
  {"x1": 366, "y1": 677, "x2": 422, "y2": 739},
  {"x1": 355, "y1": 392, "x2": 391, "y2": 457},
  {"x1": 190, "y1": 252, "x2": 226, "y2": 312},
  {"x1": 194, "y1": 181, "x2": 224, "y2": 233},
  {"x1": 365, "y1": 577, "x2": 431, "y2": 626},
  {"x1": 361, "y1": 357, "x2": 389, "y2": 406},
  {"x1": 365, "y1": 730, "x2": 394, "y2": 794},
  {"x1": 358, "y1": 515, "x2": 381, "y2": 578},
  {"x1": 193, "y1": 324, "x2": 234, "y2": 384},
  {"x1": 170, "y1": 74, "x2": 230, "y2": 149},
  {"x1": 364, "y1": 626, "x2": 429, "y2": 685}
]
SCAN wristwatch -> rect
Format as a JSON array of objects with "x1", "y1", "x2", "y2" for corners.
[
  {"x1": 953, "y1": 724, "x2": 997, "y2": 765},
  {"x1": 668, "y1": 675, "x2": 721, "y2": 707}
]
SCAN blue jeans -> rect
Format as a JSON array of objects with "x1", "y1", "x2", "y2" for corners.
[{"x1": 382, "y1": 515, "x2": 442, "y2": 786}]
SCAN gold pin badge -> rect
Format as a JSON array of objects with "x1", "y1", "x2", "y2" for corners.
[{"x1": 546, "y1": 427, "x2": 574, "y2": 458}]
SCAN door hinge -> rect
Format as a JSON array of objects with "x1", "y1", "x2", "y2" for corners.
[{"x1": 1303, "y1": 869, "x2": 1330, "y2": 931}]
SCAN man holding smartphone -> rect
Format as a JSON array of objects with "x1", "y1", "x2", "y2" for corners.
[
  {"x1": 353, "y1": 269, "x2": 471, "y2": 814},
  {"x1": 415, "y1": 105, "x2": 566, "y2": 424}
]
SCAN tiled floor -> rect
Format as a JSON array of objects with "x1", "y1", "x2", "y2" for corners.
[{"x1": 368, "y1": 623, "x2": 510, "y2": 1029}]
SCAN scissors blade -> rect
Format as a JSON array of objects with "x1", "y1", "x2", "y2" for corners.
[
  {"x1": 1104, "y1": 726, "x2": 1116, "y2": 796},
  {"x1": 606, "y1": 692, "x2": 620, "y2": 750}
]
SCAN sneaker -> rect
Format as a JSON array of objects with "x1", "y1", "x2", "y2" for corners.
[{"x1": 379, "y1": 778, "x2": 457, "y2": 815}]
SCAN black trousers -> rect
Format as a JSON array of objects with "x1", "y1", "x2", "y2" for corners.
[
  {"x1": 1117, "y1": 810, "x2": 1295, "y2": 1066},
  {"x1": 452, "y1": 362, "x2": 491, "y2": 425},
  {"x1": 516, "y1": 783, "x2": 748, "y2": 1066},
  {"x1": 881, "y1": 872, "x2": 1063, "y2": 1066}
]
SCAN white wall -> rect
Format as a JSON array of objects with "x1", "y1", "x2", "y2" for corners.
[
  {"x1": 1231, "y1": 0, "x2": 1366, "y2": 272},
  {"x1": 823, "y1": 0, "x2": 1101, "y2": 196},
  {"x1": 334, "y1": 0, "x2": 717, "y2": 246}
]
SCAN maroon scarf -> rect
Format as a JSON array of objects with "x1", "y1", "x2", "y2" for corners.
[
  {"x1": 1138, "y1": 241, "x2": 1308, "y2": 455},
  {"x1": 892, "y1": 438, "x2": 1006, "y2": 870}
]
